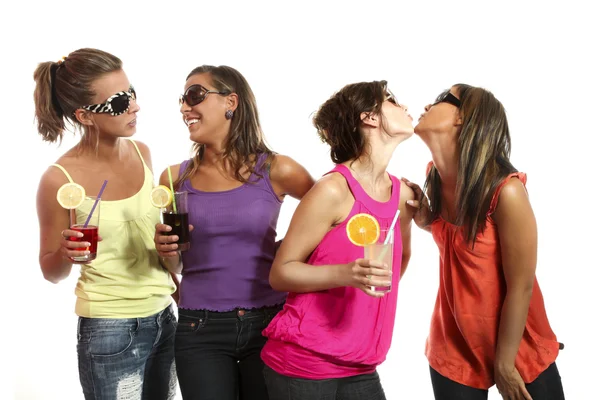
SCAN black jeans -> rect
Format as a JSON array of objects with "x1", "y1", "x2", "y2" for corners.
[
  {"x1": 430, "y1": 362, "x2": 565, "y2": 400},
  {"x1": 263, "y1": 365, "x2": 386, "y2": 400},
  {"x1": 175, "y1": 305, "x2": 282, "y2": 400}
]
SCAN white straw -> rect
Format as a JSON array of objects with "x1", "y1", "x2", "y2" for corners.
[
  {"x1": 383, "y1": 210, "x2": 400, "y2": 245},
  {"x1": 374, "y1": 209, "x2": 401, "y2": 265}
]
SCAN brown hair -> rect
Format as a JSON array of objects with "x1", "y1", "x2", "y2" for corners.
[
  {"x1": 175, "y1": 65, "x2": 273, "y2": 188},
  {"x1": 313, "y1": 80, "x2": 388, "y2": 164},
  {"x1": 424, "y1": 84, "x2": 517, "y2": 244},
  {"x1": 33, "y1": 48, "x2": 122, "y2": 143}
]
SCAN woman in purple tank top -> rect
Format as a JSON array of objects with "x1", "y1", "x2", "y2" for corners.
[
  {"x1": 154, "y1": 65, "x2": 314, "y2": 400},
  {"x1": 261, "y1": 81, "x2": 416, "y2": 399}
]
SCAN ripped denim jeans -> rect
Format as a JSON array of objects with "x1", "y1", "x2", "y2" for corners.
[{"x1": 77, "y1": 305, "x2": 177, "y2": 400}]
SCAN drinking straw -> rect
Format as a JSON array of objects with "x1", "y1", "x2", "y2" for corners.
[
  {"x1": 83, "y1": 180, "x2": 108, "y2": 227},
  {"x1": 167, "y1": 166, "x2": 177, "y2": 213},
  {"x1": 377, "y1": 209, "x2": 400, "y2": 261},
  {"x1": 384, "y1": 210, "x2": 400, "y2": 245}
]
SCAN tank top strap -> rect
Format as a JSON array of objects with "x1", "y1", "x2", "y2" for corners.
[
  {"x1": 255, "y1": 153, "x2": 271, "y2": 175},
  {"x1": 488, "y1": 172, "x2": 527, "y2": 215},
  {"x1": 389, "y1": 174, "x2": 401, "y2": 208},
  {"x1": 326, "y1": 164, "x2": 400, "y2": 216},
  {"x1": 325, "y1": 164, "x2": 366, "y2": 202},
  {"x1": 249, "y1": 153, "x2": 273, "y2": 185},
  {"x1": 257, "y1": 152, "x2": 268, "y2": 167},
  {"x1": 126, "y1": 139, "x2": 150, "y2": 171},
  {"x1": 176, "y1": 160, "x2": 190, "y2": 179},
  {"x1": 51, "y1": 164, "x2": 74, "y2": 183}
]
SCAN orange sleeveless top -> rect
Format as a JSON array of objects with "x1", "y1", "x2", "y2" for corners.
[{"x1": 425, "y1": 164, "x2": 560, "y2": 389}]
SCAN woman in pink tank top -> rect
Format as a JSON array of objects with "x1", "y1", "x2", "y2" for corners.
[{"x1": 261, "y1": 80, "x2": 416, "y2": 399}]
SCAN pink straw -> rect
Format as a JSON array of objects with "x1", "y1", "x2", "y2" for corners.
[{"x1": 84, "y1": 180, "x2": 108, "y2": 227}]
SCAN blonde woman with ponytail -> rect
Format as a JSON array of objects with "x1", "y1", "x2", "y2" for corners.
[{"x1": 34, "y1": 48, "x2": 177, "y2": 400}]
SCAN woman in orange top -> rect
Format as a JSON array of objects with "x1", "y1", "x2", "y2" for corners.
[{"x1": 403, "y1": 85, "x2": 564, "y2": 400}]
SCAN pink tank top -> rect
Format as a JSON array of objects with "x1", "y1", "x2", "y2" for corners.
[{"x1": 261, "y1": 164, "x2": 403, "y2": 379}]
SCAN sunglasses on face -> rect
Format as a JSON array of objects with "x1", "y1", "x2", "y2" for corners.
[
  {"x1": 433, "y1": 90, "x2": 461, "y2": 108},
  {"x1": 383, "y1": 89, "x2": 409, "y2": 112},
  {"x1": 385, "y1": 89, "x2": 400, "y2": 106},
  {"x1": 81, "y1": 86, "x2": 136, "y2": 116},
  {"x1": 179, "y1": 84, "x2": 228, "y2": 107}
]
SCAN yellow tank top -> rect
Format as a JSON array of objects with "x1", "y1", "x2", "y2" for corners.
[{"x1": 52, "y1": 139, "x2": 175, "y2": 318}]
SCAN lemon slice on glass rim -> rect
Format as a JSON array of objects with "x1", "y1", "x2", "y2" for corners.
[
  {"x1": 56, "y1": 182, "x2": 86, "y2": 209},
  {"x1": 150, "y1": 185, "x2": 173, "y2": 208}
]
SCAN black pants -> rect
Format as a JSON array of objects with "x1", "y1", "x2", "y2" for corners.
[
  {"x1": 263, "y1": 365, "x2": 386, "y2": 400},
  {"x1": 175, "y1": 305, "x2": 282, "y2": 400},
  {"x1": 430, "y1": 362, "x2": 565, "y2": 400}
]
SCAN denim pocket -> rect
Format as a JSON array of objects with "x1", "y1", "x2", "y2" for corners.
[
  {"x1": 176, "y1": 313, "x2": 205, "y2": 334},
  {"x1": 88, "y1": 326, "x2": 136, "y2": 357}
]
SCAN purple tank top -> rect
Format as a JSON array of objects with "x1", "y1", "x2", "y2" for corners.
[{"x1": 178, "y1": 153, "x2": 286, "y2": 311}]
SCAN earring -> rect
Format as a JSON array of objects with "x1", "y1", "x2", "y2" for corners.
[{"x1": 225, "y1": 110, "x2": 234, "y2": 120}]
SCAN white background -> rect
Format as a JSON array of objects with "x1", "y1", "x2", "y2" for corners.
[{"x1": 2, "y1": 0, "x2": 598, "y2": 398}]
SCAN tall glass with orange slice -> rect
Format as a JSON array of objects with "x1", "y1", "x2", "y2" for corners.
[{"x1": 346, "y1": 213, "x2": 392, "y2": 293}]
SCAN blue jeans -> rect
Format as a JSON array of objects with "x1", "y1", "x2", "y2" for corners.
[{"x1": 77, "y1": 305, "x2": 177, "y2": 400}]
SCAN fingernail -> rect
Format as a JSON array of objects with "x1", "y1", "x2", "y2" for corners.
[
  {"x1": 77, "y1": 233, "x2": 84, "y2": 237},
  {"x1": 84, "y1": 251, "x2": 90, "y2": 255},
  {"x1": 84, "y1": 243, "x2": 91, "y2": 247}
]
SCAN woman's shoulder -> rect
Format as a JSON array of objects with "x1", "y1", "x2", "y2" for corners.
[
  {"x1": 487, "y1": 172, "x2": 528, "y2": 217},
  {"x1": 309, "y1": 171, "x2": 351, "y2": 203}
]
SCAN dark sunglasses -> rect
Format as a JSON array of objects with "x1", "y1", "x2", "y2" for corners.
[
  {"x1": 179, "y1": 84, "x2": 228, "y2": 107},
  {"x1": 81, "y1": 85, "x2": 136, "y2": 116},
  {"x1": 433, "y1": 90, "x2": 461, "y2": 108}
]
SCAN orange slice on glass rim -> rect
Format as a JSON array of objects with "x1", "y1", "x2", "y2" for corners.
[{"x1": 346, "y1": 213, "x2": 380, "y2": 246}]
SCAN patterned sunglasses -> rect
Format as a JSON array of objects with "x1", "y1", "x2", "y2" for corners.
[{"x1": 82, "y1": 86, "x2": 137, "y2": 116}]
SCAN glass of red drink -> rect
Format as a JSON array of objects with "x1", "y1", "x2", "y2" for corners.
[{"x1": 69, "y1": 197, "x2": 101, "y2": 262}]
